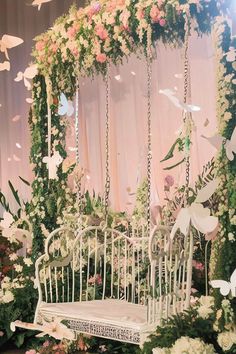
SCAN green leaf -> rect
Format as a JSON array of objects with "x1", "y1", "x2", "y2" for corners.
[
  {"x1": 14, "y1": 332, "x2": 25, "y2": 348},
  {"x1": 160, "y1": 138, "x2": 183, "y2": 162},
  {"x1": 163, "y1": 158, "x2": 185, "y2": 170},
  {"x1": 19, "y1": 176, "x2": 30, "y2": 186},
  {"x1": 8, "y1": 180, "x2": 21, "y2": 207}
]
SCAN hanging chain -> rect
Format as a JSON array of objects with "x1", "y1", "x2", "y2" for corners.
[
  {"x1": 104, "y1": 67, "x2": 110, "y2": 224},
  {"x1": 75, "y1": 80, "x2": 82, "y2": 213},
  {"x1": 146, "y1": 54, "x2": 152, "y2": 235},
  {"x1": 183, "y1": 16, "x2": 191, "y2": 203}
]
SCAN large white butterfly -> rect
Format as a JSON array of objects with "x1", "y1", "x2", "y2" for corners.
[
  {"x1": 210, "y1": 269, "x2": 236, "y2": 297},
  {"x1": 32, "y1": 0, "x2": 53, "y2": 11},
  {"x1": 159, "y1": 89, "x2": 201, "y2": 113},
  {"x1": 202, "y1": 126, "x2": 236, "y2": 161},
  {"x1": 0, "y1": 211, "x2": 14, "y2": 229},
  {"x1": 0, "y1": 34, "x2": 24, "y2": 60},
  {"x1": 170, "y1": 179, "x2": 219, "y2": 240},
  {"x1": 58, "y1": 93, "x2": 74, "y2": 117},
  {"x1": 15, "y1": 64, "x2": 38, "y2": 90},
  {"x1": 0, "y1": 61, "x2": 10, "y2": 72}
]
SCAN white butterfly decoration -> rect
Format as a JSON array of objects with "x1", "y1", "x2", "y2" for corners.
[
  {"x1": 0, "y1": 211, "x2": 32, "y2": 246},
  {"x1": 58, "y1": 93, "x2": 74, "y2": 117},
  {"x1": 15, "y1": 64, "x2": 38, "y2": 90},
  {"x1": 210, "y1": 269, "x2": 236, "y2": 297},
  {"x1": 0, "y1": 211, "x2": 14, "y2": 229},
  {"x1": 202, "y1": 126, "x2": 236, "y2": 161},
  {"x1": 43, "y1": 151, "x2": 63, "y2": 180},
  {"x1": 0, "y1": 61, "x2": 10, "y2": 72},
  {"x1": 170, "y1": 179, "x2": 219, "y2": 240},
  {"x1": 159, "y1": 89, "x2": 201, "y2": 113},
  {"x1": 31, "y1": 0, "x2": 53, "y2": 10},
  {"x1": 0, "y1": 34, "x2": 24, "y2": 60}
]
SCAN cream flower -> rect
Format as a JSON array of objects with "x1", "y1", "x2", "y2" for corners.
[
  {"x1": 171, "y1": 336, "x2": 216, "y2": 354},
  {"x1": 14, "y1": 264, "x2": 23, "y2": 273},
  {"x1": 0, "y1": 290, "x2": 14, "y2": 304},
  {"x1": 23, "y1": 258, "x2": 33, "y2": 267},
  {"x1": 218, "y1": 331, "x2": 236, "y2": 351}
]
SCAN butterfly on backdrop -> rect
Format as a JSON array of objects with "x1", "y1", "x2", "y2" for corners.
[
  {"x1": 31, "y1": 0, "x2": 53, "y2": 11},
  {"x1": 159, "y1": 88, "x2": 201, "y2": 113},
  {"x1": 0, "y1": 34, "x2": 23, "y2": 60},
  {"x1": 15, "y1": 64, "x2": 38, "y2": 90},
  {"x1": 0, "y1": 61, "x2": 10, "y2": 72}
]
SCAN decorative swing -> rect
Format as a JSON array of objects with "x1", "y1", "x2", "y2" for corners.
[{"x1": 11, "y1": 18, "x2": 194, "y2": 346}]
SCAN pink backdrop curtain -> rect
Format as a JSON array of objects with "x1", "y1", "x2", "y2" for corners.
[
  {"x1": 0, "y1": 0, "x2": 218, "y2": 215},
  {"x1": 72, "y1": 34, "x2": 217, "y2": 213}
]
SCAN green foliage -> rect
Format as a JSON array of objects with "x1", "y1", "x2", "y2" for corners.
[
  {"x1": 142, "y1": 308, "x2": 222, "y2": 354},
  {"x1": 210, "y1": 20, "x2": 236, "y2": 307}
]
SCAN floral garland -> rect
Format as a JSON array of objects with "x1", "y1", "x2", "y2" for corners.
[
  {"x1": 33, "y1": 0, "x2": 227, "y2": 88},
  {"x1": 209, "y1": 18, "x2": 236, "y2": 303}
]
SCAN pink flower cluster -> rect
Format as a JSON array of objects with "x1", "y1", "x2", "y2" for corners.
[
  {"x1": 150, "y1": 5, "x2": 166, "y2": 26},
  {"x1": 88, "y1": 273, "x2": 102, "y2": 285},
  {"x1": 95, "y1": 24, "x2": 108, "y2": 40},
  {"x1": 192, "y1": 260, "x2": 204, "y2": 271}
]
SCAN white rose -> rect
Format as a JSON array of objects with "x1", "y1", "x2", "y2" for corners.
[
  {"x1": 2, "y1": 290, "x2": 14, "y2": 304},
  {"x1": 199, "y1": 296, "x2": 215, "y2": 308},
  {"x1": 197, "y1": 305, "x2": 214, "y2": 319},
  {"x1": 218, "y1": 331, "x2": 235, "y2": 351}
]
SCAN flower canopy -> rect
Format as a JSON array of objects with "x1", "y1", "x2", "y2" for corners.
[{"x1": 33, "y1": 0, "x2": 227, "y2": 91}]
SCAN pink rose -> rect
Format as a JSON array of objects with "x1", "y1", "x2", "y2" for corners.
[
  {"x1": 159, "y1": 18, "x2": 166, "y2": 27},
  {"x1": 35, "y1": 40, "x2": 45, "y2": 51},
  {"x1": 25, "y1": 350, "x2": 37, "y2": 354},
  {"x1": 71, "y1": 47, "x2": 79, "y2": 57},
  {"x1": 51, "y1": 43, "x2": 58, "y2": 53},
  {"x1": 164, "y1": 175, "x2": 174, "y2": 187},
  {"x1": 96, "y1": 53, "x2": 107, "y2": 63},
  {"x1": 43, "y1": 340, "x2": 50, "y2": 347},
  {"x1": 150, "y1": 5, "x2": 160, "y2": 23},
  {"x1": 0, "y1": 331, "x2": 4, "y2": 337},
  {"x1": 95, "y1": 25, "x2": 108, "y2": 40},
  {"x1": 192, "y1": 260, "x2": 204, "y2": 271},
  {"x1": 67, "y1": 26, "x2": 77, "y2": 39}
]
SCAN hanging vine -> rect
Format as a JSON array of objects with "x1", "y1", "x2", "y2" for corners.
[{"x1": 210, "y1": 18, "x2": 236, "y2": 304}]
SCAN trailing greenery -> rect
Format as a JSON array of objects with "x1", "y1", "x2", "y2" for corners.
[
  {"x1": 210, "y1": 19, "x2": 236, "y2": 306},
  {"x1": 28, "y1": 75, "x2": 74, "y2": 257}
]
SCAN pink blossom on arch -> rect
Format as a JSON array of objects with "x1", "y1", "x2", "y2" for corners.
[
  {"x1": 95, "y1": 25, "x2": 108, "y2": 40},
  {"x1": 159, "y1": 18, "x2": 166, "y2": 27},
  {"x1": 67, "y1": 26, "x2": 77, "y2": 39},
  {"x1": 51, "y1": 43, "x2": 58, "y2": 53},
  {"x1": 96, "y1": 53, "x2": 107, "y2": 63},
  {"x1": 150, "y1": 5, "x2": 160, "y2": 23},
  {"x1": 35, "y1": 40, "x2": 45, "y2": 51}
]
